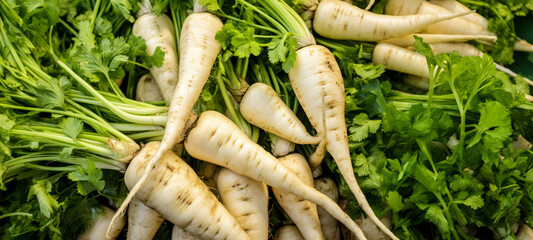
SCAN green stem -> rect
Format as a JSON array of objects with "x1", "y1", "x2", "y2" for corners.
[
  {"x1": 58, "y1": 19, "x2": 78, "y2": 37},
  {"x1": 215, "y1": 70, "x2": 252, "y2": 138},
  {"x1": 127, "y1": 130, "x2": 165, "y2": 140},
  {"x1": 435, "y1": 194, "x2": 460, "y2": 240},
  {"x1": 65, "y1": 99, "x2": 132, "y2": 142},
  {"x1": 89, "y1": 0, "x2": 102, "y2": 31},
  {"x1": 217, "y1": 13, "x2": 281, "y2": 35},
  {"x1": 51, "y1": 55, "x2": 167, "y2": 125},
  {"x1": 0, "y1": 212, "x2": 33, "y2": 220},
  {"x1": 127, "y1": 60, "x2": 150, "y2": 70}
]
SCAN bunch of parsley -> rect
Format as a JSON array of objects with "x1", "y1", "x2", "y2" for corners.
[
  {"x1": 0, "y1": 0, "x2": 171, "y2": 239},
  {"x1": 327, "y1": 37, "x2": 533, "y2": 239}
]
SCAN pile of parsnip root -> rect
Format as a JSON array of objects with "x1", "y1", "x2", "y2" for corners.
[{"x1": 2, "y1": 0, "x2": 533, "y2": 239}]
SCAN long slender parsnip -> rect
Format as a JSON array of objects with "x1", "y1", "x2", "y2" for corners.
[
  {"x1": 124, "y1": 142, "x2": 251, "y2": 240},
  {"x1": 313, "y1": 0, "x2": 471, "y2": 41},
  {"x1": 184, "y1": 111, "x2": 367, "y2": 240},
  {"x1": 289, "y1": 45, "x2": 398, "y2": 240},
  {"x1": 429, "y1": 0, "x2": 488, "y2": 27},
  {"x1": 111, "y1": 12, "x2": 223, "y2": 234}
]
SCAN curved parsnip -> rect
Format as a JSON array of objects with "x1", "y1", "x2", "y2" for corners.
[
  {"x1": 184, "y1": 111, "x2": 367, "y2": 240},
  {"x1": 240, "y1": 83, "x2": 320, "y2": 145},
  {"x1": 217, "y1": 168, "x2": 269, "y2": 240},
  {"x1": 136, "y1": 74, "x2": 164, "y2": 102},
  {"x1": 272, "y1": 153, "x2": 324, "y2": 240},
  {"x1": 112, "y1": 12, "x2": 223, "y2": 232},
  {"x1": 314, "y1": 177, "x2": 341, "y2": 240},
  {"x1": 172, "y1": 225, "x2": 200, "y2": 240},
  {"x1": 124, "y1": 142, "x2": 251, "y2": 240},
  {"x1": 385, "y1": 0, "x2": 533, "y2": 52},
  {"x1": 78, "y1": 206, "x2": 125, "y2": 240},
  {"x1": 275, "y1": 225, "x2": 305, "y2": 240},
  {"x1": 133, "y1": 13, "x2": 178, "y2": 103},
  {"x1": 394, "y1": 0, "x2": 533, "y2": 52},
  {"x1": 385, "y1": 0, "x2": 491, "y2": 36},
  {"x1": 127, "y1": 198, "x2": 164, "y2": 240},
  {"x1": 313, "y1": 0, "x2": 470, "y2": 41},
  {"x1": 289, "y1": 45, "x2": 397, "y2": 240}
]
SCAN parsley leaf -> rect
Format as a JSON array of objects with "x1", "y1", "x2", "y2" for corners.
[
  {"x1": 198, "y1": 0, "x2": 221, "y2": 12},
  {"x1": 387, "y1": 191, "x2": 405, "y2": 212},
  {"x1": 268, "y1": 34, "x2": 298, "y2": 72},
  {"x1": 110, "y1": 0, "x2": 135, "y2": 22},
  {"x1": 28, "y1": 176, "x2": 61, "y2": 218},
  {"x1": 59, "y1": 117, "x2": 83, "y2": 140},
  {"x1": 216, "y1": 23, "x2": 261, "y2": 60},
  {"x1": 349, "y1": 113, "x2": 381, "y2": 142},
  {"x1": 67, "y1": 161, "x2": 105, "y2": 196}
]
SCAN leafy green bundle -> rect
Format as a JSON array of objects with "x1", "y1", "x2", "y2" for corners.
[{"x1": 328, "y1": 37, "x2": 533, "y2": 240}]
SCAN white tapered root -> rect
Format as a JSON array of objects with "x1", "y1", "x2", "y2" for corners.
[
  {"x1": 217, "y1": 168, "x2": 269, "y2": 240},
  {"x1": 272, "y1": 153, "x2": 325, "y2": 240},
  {"x1": 290, "y1": 45, "x2": 398, "y2": 240},
  {"x1": 124, "y1": 142, "x2": 251, "y2": 240},
  {"x1": 240, "y1": 83, "x2": 321, "y2": 145},
  {"x1": 315, "y1": 177, "x2": 341, "y2": 240},
  {"x1": 127, "y1": 198, "x2": 164, "y2": 240},
  {"x1": 314, "y1": 0, "x2": 473, "y2": 41},
  {"x1": 184, "y1": 111, "x2": 367, "y2": 239},
  {"x1": 133, "y1": 13, "x2": 178, "y2": 103},
  {"x1": 108, "y1": 12, "x2": 223, "y2": 238}
]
